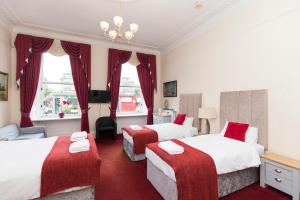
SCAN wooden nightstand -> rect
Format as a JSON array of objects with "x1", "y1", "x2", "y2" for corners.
[{"x1": 260, "y1": 152, "x2": 300, "y2": 200}]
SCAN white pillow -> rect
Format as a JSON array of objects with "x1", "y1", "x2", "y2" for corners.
[
  {"x1": 183, "y1": 117, "x2": 194, "y2": 127},
  {"x1": 188, "y1": 127, "x2": 199, "y2": 137},
  {"x1": 220, "y1": 121, "x2": 229, "y2": 136},
  {"x1": 245, "y1": 127, "x2": 258, "y2": 144},
  {"x1": 220, "y1": 121, "x2": 258, "y2": 144}
]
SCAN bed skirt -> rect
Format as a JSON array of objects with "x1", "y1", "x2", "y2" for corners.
[
  {"x1": 147, "y1": 159, "x2": 259, "y2": 200},
  {"x1": 34, "y1": 187, "x2": 94, "y2": 200},
  {"x1": 123, "y1": 136, "x2": 146, "y2": 161}
]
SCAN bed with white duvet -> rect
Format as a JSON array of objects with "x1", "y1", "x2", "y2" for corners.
[
  {"x1": 146, "y1": 133, "x2": 264, "y2": 182},
  {"x1": 0, "y1": 137, "x2": 93, "y2": 200},
  {"x1": 145, "y1": 122, "x2": 266, "y2": 199},
  {"x1": 123, "y1": 122, "x2": 198, "y2": 144},
  {"x1": 122, "y1": 120, "x2": 199, "y2": 162}
]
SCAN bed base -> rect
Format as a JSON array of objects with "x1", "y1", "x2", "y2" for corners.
[
  {"x1": 123, "y1": 137, "x2": 145, "y2": 161},
  {"x1": 34, "y1": 187, "x2": 94, "y2": 200},
  {"x1": 147, "y1": 159, "x2": 259, "y2": 200}
]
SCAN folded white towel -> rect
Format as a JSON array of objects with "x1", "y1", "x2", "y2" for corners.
[
  {"x1": 129, "y1": 125, "x2": 143, "y2": 131},
  {"x1": 69, "y1": 139, "x2": 90, "y2": 153},
  {"x1": 70, "y1": 131, "x2": 87, "y2": 142},
  {"x1": 158, "y1": 141, "x2": 184, "y2": 155}
]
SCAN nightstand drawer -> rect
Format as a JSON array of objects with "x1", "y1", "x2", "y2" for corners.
[
  {"x1": 266, "y1": 170, "x2": 292, "y2": 194},
  {"x1": 266, "y1": 162, "x2": 292, "y2": 180}
]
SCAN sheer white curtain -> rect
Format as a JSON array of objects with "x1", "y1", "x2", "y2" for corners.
[
  {"x1": 47, "y1": 39, "x2": 67, "y2": 56},
  {"x1": 128, "y1": 51, "x2": 139, "y2": 66}
]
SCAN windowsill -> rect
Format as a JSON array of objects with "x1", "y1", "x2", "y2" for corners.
[
  {"x1": 32, "y1": 116, "x2": 81, "y2": 122},
  {"x1": 116, "y1": 113, "x2": 148, "y2": 118}
]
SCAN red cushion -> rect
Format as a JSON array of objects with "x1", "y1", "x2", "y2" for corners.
[
  {"x1": 173, "y1": 114, "x2": 186, "y2": 125},
  {"x1": 224, "y1": 122, "x2": 249, "y2": 142}
]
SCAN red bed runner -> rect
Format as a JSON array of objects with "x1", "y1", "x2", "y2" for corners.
[
  {"x1": 123, "y1": 126, "x2": 158, "y2": 154},
  {"x1": 40, "y1": 133, "x2": 101, "y2": 197},
  {"x1": 147, "y1": 139, "x2": 218, "y2": 200}
]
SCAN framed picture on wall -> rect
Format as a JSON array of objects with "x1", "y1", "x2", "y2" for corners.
[
  {"x1": 163, "y1": 80, "x2": 177, "y2": 97},
  {"x1": 0, "y1": 71, "x2": 8, "y2": 101}
]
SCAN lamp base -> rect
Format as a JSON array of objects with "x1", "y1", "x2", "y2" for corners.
[{"x1": 206, "y1": 119, "x2": 210, "y2": 134}]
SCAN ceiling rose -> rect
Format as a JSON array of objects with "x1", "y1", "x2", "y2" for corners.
[
  {"x1": 194, "y1": 0, "x2": 206, "y2": 9},
  {"x1": 116, "y1": 0, "x2": 138, "y2": 2}
]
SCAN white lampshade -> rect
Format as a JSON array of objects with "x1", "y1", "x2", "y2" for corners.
[
  {"x1": 130, "y1": 23, "x2": 139, "y2": 33},
  {"x1": 109, "y1": 30, "x2": 118, "y2": 40},
  {"x1": 198, "y1": 107, "x2": 217, "y2": 119},
  {"x1": 100, "y1": 21, "x2": 109, "y2": 32},
  {"x1": 113, "y1": 16, "x2": 123, "y2": 27},
  {"x1": 125, "y1": 31, "x2": 134, "y2": 40}
]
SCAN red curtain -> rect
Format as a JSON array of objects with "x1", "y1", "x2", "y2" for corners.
[
  {"x1": 106, "y1": 48, "x2": 132, "y2": 119},
  {"x1": 61, "y1": 41, "x2": 91, "y2": 132},
  {"x1": 136, "y1": 53, "x2": 157, "y2": 124},
  {"x1": 15, "y1": 34, "x2": 53, "y2": 127}
]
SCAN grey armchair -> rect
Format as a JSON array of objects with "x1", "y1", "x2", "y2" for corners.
[{"x1": 0, "y1": 123, "x2": 47, "y2": 141}]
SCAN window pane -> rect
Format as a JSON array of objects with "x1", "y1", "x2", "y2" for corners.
[
  {"x1": 42, "y1": 53, "x2": 73, "y2": 84},
  {"x1": 41, "y1": 83, "x2": 80, "y2": 116},
  {"x1": 118, "y1": 63, "x2": 147, "y2": 114},
  {"x1": 32, "y1": 53, "x2": 80, "y2": 119}
]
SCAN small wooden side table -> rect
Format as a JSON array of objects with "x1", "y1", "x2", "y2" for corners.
[{"x1": 260, "y1": 152, "x2": 300, "y2": 200}]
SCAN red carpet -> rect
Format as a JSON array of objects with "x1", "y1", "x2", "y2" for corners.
[{"x1": 95, "y1": 138, "x2": 291, "y2": 200}]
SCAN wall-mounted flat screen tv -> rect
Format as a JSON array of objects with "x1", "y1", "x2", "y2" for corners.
[
  {"x1": 88, "y1": 90, "x2": 111, "y2": 103},
  {"x1": 163, "y1": 81, "x2": 177, "y2": 97}
]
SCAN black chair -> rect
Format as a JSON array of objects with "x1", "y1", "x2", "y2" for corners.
[{"x1": 95, "y1": 117, "x2": 117, "y2": 141}]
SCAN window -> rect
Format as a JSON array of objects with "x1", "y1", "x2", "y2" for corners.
[
  {"x1": 117, "y1": 63, "x2": 147, "y2": 115},
  {"x1": 32, "y1": 53, "x2": 80, "y2": 119}
]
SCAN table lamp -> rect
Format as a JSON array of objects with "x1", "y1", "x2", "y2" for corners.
[{"x1": 198, "y1": 107, "x2": 217, "y2": 134}]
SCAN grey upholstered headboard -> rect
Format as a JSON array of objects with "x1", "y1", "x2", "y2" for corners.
[
  {"x1": 179, "y1": 94, "x2": 202, "y2": 130},
  {"x1": 220, "y1": 90, "x2": 268, "y2": 148}
]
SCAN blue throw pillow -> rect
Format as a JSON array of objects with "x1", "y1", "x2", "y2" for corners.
[{"x1": 0, "y1": 124, "x2": 20, "y2": 140}]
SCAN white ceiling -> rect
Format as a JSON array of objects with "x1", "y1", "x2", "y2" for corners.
[{"x1": 0, "y1": 0, "x2": 238, "y2": 51}]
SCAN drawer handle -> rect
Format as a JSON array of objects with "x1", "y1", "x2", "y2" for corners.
[
  {"x1": 274, "y1": 178, "x2": 282, "y2": 183},
  {"x1": 274, "y1": 169, "x2": 282, "y2": 173}
]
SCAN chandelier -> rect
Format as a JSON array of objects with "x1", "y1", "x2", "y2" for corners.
[{"x1": 99, "y1": 1, "x2": 138, "y2": 42}]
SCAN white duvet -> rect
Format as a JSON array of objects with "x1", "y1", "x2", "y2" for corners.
[
  {"x1": 0, "y1": 137, "x2": 87, "y2": 200},
  {"x1": 145, "y1": 134, "x2": 262, "y2": 182},
  {"x1": 123, "y1": 123, "x2": 198, "y2": 144},
  {"x1": 0, "y1": 137, "x2": 57, "y2": 200}
]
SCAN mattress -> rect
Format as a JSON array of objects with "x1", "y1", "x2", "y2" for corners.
[
  {"x1": 145, "y1": 134, "x2": 263, "y2": 182},
  {"x1": 0, "y1": 137, "x2": 89, "y2": 200},
  {"x1": 123, "y1": 123, "x2": 198, "y2": 144}
]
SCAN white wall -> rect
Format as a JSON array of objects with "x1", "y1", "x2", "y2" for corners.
[
  {"x1": 161, "y1": 0, "x2": 300, "y2": 160},
  {"x1": 0, "y1": 25, "x2": 11, "y2": 126},
  {"x1": 9, "y1": 30, "x2": 161, "y2": 136}
]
